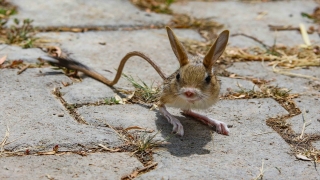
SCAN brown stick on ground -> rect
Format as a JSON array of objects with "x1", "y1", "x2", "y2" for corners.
[
  {"x1": 231, "y1": 33, "x2": 270, "y2": 48},
  {"x1": 17, "y1": 64, "x2": 30, "y2": 75},
  {"x1": 121, "y1": 162, "x2": 158, "y2": 180},
  {"x1": 268, "y1": 25, "x2": 300, "y2": 31}
]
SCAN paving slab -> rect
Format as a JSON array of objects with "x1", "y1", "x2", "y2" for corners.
[
  {"x1": 1, "y1": 0, "x2": 320, "y2": 179},
  {"x1": 219, "y1": 76, "x2": 260, "y2": 95},
  {"x1": 78, "y1": 98, "x2": 288, "y2": 150},
  {"x1": 0, "y1": 68, "x2": 122, "y2": 151},
  {"x1": 171, "y1": 1, "x2": 319, "y2": 47},
  {"x1": 0, "y1": 45, "x2": 46, "y2": 63},
  {"x1": 287, "y1": 96, "x2": 320, "y2": 135},
  {"x1": 227, "y1": 61, "x2": 320, "y2": 94},
  {"x1": 134, "y1": 99, "x2": 319, "y2": 179},
  {"x1": 59, "y1": 77, "x2": 117, "y2": 105},
  {"x1": 313, "y1": 141, "x2": 320, "y2": 150},
  {"x1": 37, "y1": 29, "x2": 205, "y2": 104},
  {"x1": 0, "y1": 152, "x2": 143, "y2": 180},
  {"x1": 9, "y1": 0, "x2": 171, "y2": 28},
  {"x1": 77, "y1": 104, "x2": 159, "y2": 134}
]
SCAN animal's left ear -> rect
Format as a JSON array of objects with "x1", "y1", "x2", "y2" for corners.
[
  {"x1": 203, "y1": 30, "x2": 229, "y2": 70},
  {"x1": 166, "y1": 26, "x2": 189, "y2": 67}
]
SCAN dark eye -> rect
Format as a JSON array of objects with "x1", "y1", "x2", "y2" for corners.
[
  {"x1": 205, "y1": 75, "x2": 211, "y2": 83},
  {"x1": 176, "y1": 73, "x2": 180, "y2": 80}
]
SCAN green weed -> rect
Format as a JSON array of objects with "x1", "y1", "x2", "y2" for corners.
[
  {"x1": 104, "y1": 97, "x2": 121, "y2": 105},
  {"x1": 122, "y1": 73, "x2": 160, "y2": 104}
]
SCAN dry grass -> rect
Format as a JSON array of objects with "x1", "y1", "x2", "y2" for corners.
[
  {"x1": 121, "y1": 162, "x2": 158, "y2": 180},
  {"x1": 267, "y1": 115, "x2": 320, "y2": 163},
  {"x1": 253, "y1": 160, "x2": 265, "y2": 180},
  {"x1": 225, "y1": 45, "x2": 320, "y2": 66},
  {"x1": 129, "y1": 0, "x2": 174, "y2": 14},
  {"x1": 129, "y1": 0, "x2": 224, "y2": 50},
  {"x1": 221, "y1": 84, "x2": 297, "y2": 102},
  {"x1": 265, "y1": 92, "x2": 320, "y2": 163},
  {"x1": 169, "y1": 13, "x2": 223, "y2": 40},
  {"x1": 221, "y1": 82, "x2": 320, "y2": 162},
  {"x1": 102, "y1": 124, "x2": 169, "y2": 165},
  {"x1": 0, "y1": 123, "x2": 10, "y2": 155},
  {"x1": 0, "y1": 58, "x2": 51, "y2": 74}
]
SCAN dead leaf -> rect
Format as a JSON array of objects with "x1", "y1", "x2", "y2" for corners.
[
  {"x1": 114, "y1": 94, "x2": 124, "y2": 104},
  {"x1": 8, "y1": 60, "x2": 23, "y2": 68},
  {"x1": 130, "y1": 170, "x2": 139, "y2": 178},
  {"x1": 150, "y1": 104, "x2": 158, "y2": 111},
  {"x1": 121, "y1": 91, "x2": 135, "y2": 103},
  {"x1": 234, "y1": 94, "x2": 246, "y2": 99},
  {"x1": 0, "y1": 55, "x2": 7, "y2": 65},
  {"x1": 71, "y1": 28, "x2": 82, "y2": 32},
  {"x1": 37, "y1": 151, "x2": 56, "y2": 155},
  {"x1": 61, "y1": 81, "x2": 71, "y2": 87},
  {"x1": 46, "y1": 174, "x2": 54, "y2": 180},
  {"x1": 17, "y1": 64, "x2": 29, "y2": 75},
  {"x1": 295, "y1": 154, "x2": 311, "y2": 161},
  {"x1": 75, "y1": 151, "x2": 87, "y2": 156},
  {"x1": 53, "y1": 145, "x2": 59, "y2": 152},
  {"x1": 98, "y1": 144, "x2": 121, "y2": 152},
  {"x1": 25, "y1": 149, "x2": 30, "y2": 155},
  {"x1": 121, "y1": 162, "x2": 158, "y2": 180},
  {"x1": 125, "y1": 126, "x2": 145, "y2": 131}
]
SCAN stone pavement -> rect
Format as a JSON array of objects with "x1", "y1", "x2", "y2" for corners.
[{"x1": 0, "y1": 0, "x2": 320, "y2": 179}]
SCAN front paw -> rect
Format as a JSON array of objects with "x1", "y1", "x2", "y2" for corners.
[
  {"x1": 215, "y1": 121, "x2": 229, "y2": 135},
  {"x1": 171, "y1": 118, "x2": 184, "y2": 136},
  {"x1": 159, "y1": 106, "x2": 184, "y2": 136}
]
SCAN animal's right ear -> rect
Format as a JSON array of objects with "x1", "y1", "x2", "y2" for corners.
[
  {"x1": 166, "y1": 26, "x2": 189, "y2": 67},
  {"x1": 203, "y1": 30, "x2": 229, "y2": 70}
]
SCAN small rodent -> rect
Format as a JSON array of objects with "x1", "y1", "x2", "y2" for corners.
[{"x1": 42, "y1": 27, "x2": 230, "y2": 136}]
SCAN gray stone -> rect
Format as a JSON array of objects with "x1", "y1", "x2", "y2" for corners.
[
  {"x1": 77, "y1": 104, "x2": 158, "y2": 131},
  {"x1": 313, "y1": 141, "x2": 320, "y2": 150},
  {"x1": 219, "y1": 76, "x2": 260, "y2": 95},
  {"x1": 60, "y1": 77, "x2": 117, "y2": 105},
  {"x1": 137, "y1": 99, "x2": 318, "y2": 179},
  {"x1": 78, "y1": 98, "x2": 289, "y2": 153},
  {"x1": 9, "y1": 0, "x2": 171, "y2": 28},
  {"x1": 287, "y1": 96, "x2": 320, "y2": 135},
  {"x1": 227, "y1": 62, "x2": 320, "y2": 94},
  {"x1": 38, "y1": 29, "x2": 204, "y2": 103},
  {"x1": 2, "y1": 0, "x2": 320, "y2": 179},
  {"x1": 0, "y1": 45, "x2": 46, "y2": 63},
  {"x1": 0, "y1": 69, "x2": 122, "y2": 151},
  {"x1": 0, "y1": 152, "x2": 143, "y2": 180},
  {"x1": 171, "y1": 1, "x2": 319, "y2": 47}
]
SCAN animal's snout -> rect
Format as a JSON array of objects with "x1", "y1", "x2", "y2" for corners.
[{"x1": 184, "y1": 91, "x2": 195, "y2": 98}]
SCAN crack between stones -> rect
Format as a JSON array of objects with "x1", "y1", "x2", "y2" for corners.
[
  {"x1": 49, "y1": 86, "x2": 160, "y2": 175},
  {"x1": 220, "y1": 76, "x2": 320, "y2": 162},
  {"x1": 37, "y1": 24, "x2": 166, "y2": 33},
  {"x1": 52, "y1": 87, "x2": 88, "y2": 125}
]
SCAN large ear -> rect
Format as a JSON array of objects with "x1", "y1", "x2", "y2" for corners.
[
  {"x1": 166, "y1": 26, "x2": 189, "y2": 67},
  {"x1": 203, "y1": 30, "x2": 229, "y2": 70}
]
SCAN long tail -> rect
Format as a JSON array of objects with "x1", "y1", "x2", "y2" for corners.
[{"x1": 41, "y1": 51, "x2": 166, "y2": 86}]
